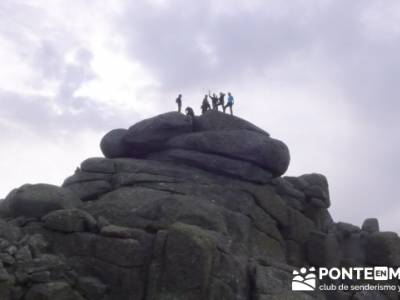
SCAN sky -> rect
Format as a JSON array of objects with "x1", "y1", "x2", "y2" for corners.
[{"x1": 0, "y1": 0, "x2": 399, "y2": 231}]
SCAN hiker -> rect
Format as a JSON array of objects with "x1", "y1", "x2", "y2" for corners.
[
  {"x1": 208, "y1": 91, "x2": 219, "y2": 111},
  {"x1": 201, "y1": 95, "x2": 211, "y2": 114},
  {"x1": 176, "y1": 94, "x2": 182, "y2": 113},
  {"x1": 218, "y1": 92, "x2": 226, "y2": 112},
  {"x1": 224, "y1": 92, "x2": 234, "y2": 115},
  {"x1": 185, "y1": 106, "x2": 195, "y2": 118}
]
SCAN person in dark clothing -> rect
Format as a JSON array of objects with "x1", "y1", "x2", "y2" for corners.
[
  {"x1": 201, "y1": 95, "x2": 211, "y2": 114},
  {"x1": 185, "y1": 106, "x2": 195, "y2": 118},
  {"x1": 208, "y1": 91, "x2": 219, "y2": 111},
  {"x1": 218, "y1": 92, "x2": 226, "y2": 112},
  {"x1": 224, "y1": 92, "x2": 234, "y2": 115},
  {"x1": 176, "y1": 94, "x2": 182, "y2": 113}
]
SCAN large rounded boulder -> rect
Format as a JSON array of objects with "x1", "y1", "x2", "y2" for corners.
[
  {"x1": 3, "y1": 184, "x2": 82, "y2": 218},
  {"x1": 96, "y1": 111, "x2": 291, "y2": 178},
  {"x1": 123, "y1": 112, "x2": 193, "y2": 156},
  {"x1": 100, "y1": 128, "x2": 128, "y2": 159},
  {"x1": 166, "y1": 130, "x2": 290, "y2": 176}
]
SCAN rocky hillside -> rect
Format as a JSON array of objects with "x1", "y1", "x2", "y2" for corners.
[{"x1": 0, "y1": 111, "x2": 398, "y2": 300}]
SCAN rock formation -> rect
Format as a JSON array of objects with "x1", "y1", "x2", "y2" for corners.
[{"x1": 0, "y1": 110, "x2": 397, "y2": 300}]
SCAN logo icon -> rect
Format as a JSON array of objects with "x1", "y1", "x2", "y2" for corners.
[
  {"x1": 374, "y1": 267, "x2": 388, "y2": 281},
  {"x1": 292, "y1": 267, "x2": 317, "y2": 291}
]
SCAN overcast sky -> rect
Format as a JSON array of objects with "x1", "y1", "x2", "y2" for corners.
[{"x1": 1, "y1": 0, "x2": 399, "y2": 231}]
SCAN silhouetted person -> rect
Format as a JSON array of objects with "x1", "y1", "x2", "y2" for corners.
[
  {"x1": 218, "y1": 92, "x2": 226, "y2": 112},
  {"x1": 176, "y1": 94, "x2": 182, "y2": 113},
  {"x1": 185, "y1": 106, "x2": 194, "y2": 118},
  {"x1": 201, "y1": 95, "x2": 211, "y2": 114},
  {"x1": 224, "y1": 92, "x2": 234, "y2": 115},
  {"x1": 208, "y1": 91, "x2": 219, "y2": 111}
]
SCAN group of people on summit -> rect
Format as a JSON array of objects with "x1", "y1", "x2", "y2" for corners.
[{"x1": 175, "y1": 91, "x2": 235, "y2": 117}]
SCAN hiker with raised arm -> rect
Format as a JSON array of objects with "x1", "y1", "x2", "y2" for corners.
[
  {"x1": 176, "y1": 94, "x2": 182, "y2": 113},
  {"x1": 208, "y1": 91, "x2": 219, "y2": 111},
  {"x1": 201, "y1": 95, "x2": 211, "y2": 114},
  {"x1": 224, "y1": 92, "x2": 234, "y2": 115}
]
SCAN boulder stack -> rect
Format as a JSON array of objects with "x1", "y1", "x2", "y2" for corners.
[
  {"x1": 0, "y1": 111, "x2": 396, "y2": 300},
  {"x1": 100, "y1": 111, "x2": 290, "y2": 180}
]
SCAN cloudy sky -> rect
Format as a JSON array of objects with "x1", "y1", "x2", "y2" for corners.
[{"x1": 1, "y1": 0, "x2": 399, "y2": 231}]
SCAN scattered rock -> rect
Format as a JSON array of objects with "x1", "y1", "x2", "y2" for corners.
[
  {"x1": 23, "y1": 234, "x2": 49, "y2": 257},
  {"x1": 15, "y1": 245, "x2": 32, "y2": 264},
  {"x1": 362, "y1": 218, "x2": 379, "y2": 233},
  {"x1": 0, "y1": 219, "x2": 21, "y2": 242},
  {"x1": 4, "y1": 184, "x2": 82, "y2": 218},
  {"x1": 366, "y1": 232, "x2": 400, "y2": 266},
  {"x1": 42, "y1": 209, "x2": 96, "y2": 233},
  {"x1": 0, "y1": 253, "x2": 15, "y2": 266},
  {"x1": 5, "y1": 245, "x2": 17, "y2": 256}
]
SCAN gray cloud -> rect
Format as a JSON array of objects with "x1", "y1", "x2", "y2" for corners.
[
  {"x1": 0, "y1": 91, "x2": 135, "y2": 136},
  {"x1": 117, "y1": 0, "x2": 400, "y2": 118},
  {"x1": 0, "y1": 1, "x2": 137, "y2": 135}
]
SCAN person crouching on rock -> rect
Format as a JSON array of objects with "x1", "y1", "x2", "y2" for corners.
[
  {"x1": 224, "y1": 92, "x2": 234, "y2": 115},
  {"x1": 176, "y1": 94, "x2": 182, "y2": 113},
  {"x1": 201, "y1": 95, "x2": 211, "y2": 114},
  {"x1": 185, "y1": 106, "x2": 195, "y2": 118}
]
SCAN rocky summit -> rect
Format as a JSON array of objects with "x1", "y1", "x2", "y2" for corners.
[{"x1": 0, "y1": 110, "x2": 398, "y2": 300}]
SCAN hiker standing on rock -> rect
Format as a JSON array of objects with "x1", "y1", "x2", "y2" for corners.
[
  {"x1": 201, "y1": 95, "x2": 211, "y2": 114},
  {"x1": 208, "y1": 91, "x2": 219, "y2": 111},
  {"x1": 224, "y1": 92, "x2": 234, "y2": 115},
  {"x1": 218, "y1": 92, "x2": 226, "y2": 112},
  {"x1": 185, "y1": 106, "x2": 195, "y2": 118},
  {"x1": 176, "y1": 94, "x2": 182, "y2": 113}
]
